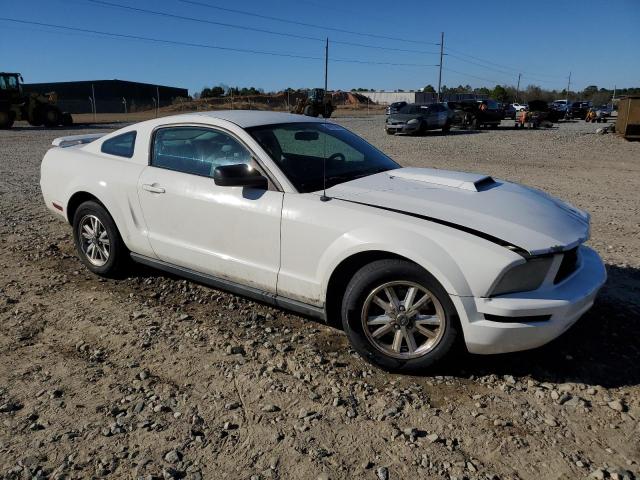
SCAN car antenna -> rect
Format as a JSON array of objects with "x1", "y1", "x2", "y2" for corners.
[{"x1": 320, "y1": 37, "x2": 331, "y2": 202}]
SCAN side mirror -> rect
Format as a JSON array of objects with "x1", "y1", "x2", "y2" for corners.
[{"x1": 213, "y1": 164, "x2": 268, "y2": 189}]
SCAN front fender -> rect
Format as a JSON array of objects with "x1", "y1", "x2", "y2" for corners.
[{"x1": 317, "y1": 226, "x2": 472, "y2": 297}]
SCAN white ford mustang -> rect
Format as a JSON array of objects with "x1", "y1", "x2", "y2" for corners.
[{"x1": 40, "y1": 111, "x2": 606, "y2": 371}]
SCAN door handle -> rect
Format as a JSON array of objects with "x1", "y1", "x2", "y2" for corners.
[{"x1": 142, "y1": 184, "x2": 165, "y2": 194}]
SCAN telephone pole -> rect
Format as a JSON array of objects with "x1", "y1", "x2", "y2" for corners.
[
  {"x1": 515, "y1": 73, "x2": 521, "y2": 102},
  {"x1": 437, "y1": 32, "x2": 444, "y2": 102},
  {"x1": 324, "y1": 38, "x2": 329, "y2": 92}
]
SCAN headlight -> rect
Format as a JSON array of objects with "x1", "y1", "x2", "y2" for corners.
[
  {"x1": 490, "y1": 256, "x2": 554, "y2": 296},
  {"x1": 407, "y1": 118, "x2": 419, "y2": 125}
]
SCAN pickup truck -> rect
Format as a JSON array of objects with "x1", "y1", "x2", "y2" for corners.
[{"x1": 448, "y1": 100, "x2": 505, "y2": 129}]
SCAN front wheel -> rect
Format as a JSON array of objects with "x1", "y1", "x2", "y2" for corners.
[
  {"x1": 341, "y1": 259, "x2": 459, "y2": 371},
  {"x1": 72, "y1": 201, "x2": 129, "y2": 277},
  {"x1": 442, "y1": 122, "x2": 451, "y2": 133},
  {"x1": 0, "y1": 111, "x2": 13, "y2": 129}
]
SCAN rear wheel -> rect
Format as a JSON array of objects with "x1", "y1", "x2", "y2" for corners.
[
  {"x1": 341, "y1": 259, "x2": 459, "y2": 371},
  {"x1": 472, "y1": 117, "x2": 481, "y2": 130},
  {"x1": 61, "y1": 112, "x2": 73, "y2": 126},
  {"x1": 442, "y1": 122, "x2": 451, "y2": 133},
  {"x1": 72, "y1": 201, "x2": 128, "y2": 277},
  {"x1": 43, "y1": 107, "x2": 61, "y2": 127}
]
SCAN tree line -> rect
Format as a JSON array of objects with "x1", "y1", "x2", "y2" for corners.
[{"x1": 197, "y1": 83, "x2": 639, "y2": 105}]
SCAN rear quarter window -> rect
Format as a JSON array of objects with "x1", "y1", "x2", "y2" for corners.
[{"x1": 101, "y1": 131, "x2": 136, "y2": 158}]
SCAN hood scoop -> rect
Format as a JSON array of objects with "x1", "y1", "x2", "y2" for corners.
[{"x1": 389, "y1": 167, "x2": 496, "y2": 192}]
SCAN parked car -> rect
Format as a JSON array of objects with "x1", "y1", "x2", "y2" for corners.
[
  {"x1": 595, "y1": 105, "x2": 613, "y2": 117},
  {"x1": 503, "y1": 104, "x2": 516, "y2": 119},
  {"x1": 385, "y1": 103, "x2": 451, "y2": 135},
  {"x1": 40, "y1": 111, "x2": 606, "y2": 371},
  {"x1": 568, "y1": 101, "x2": 592, "y2": 120},
  {"x1": 385, "y1": 101, "x2": 407, "y2": 116},
  {"x1": 512, "y1": 102, "x2": 527, "y2": 112}
]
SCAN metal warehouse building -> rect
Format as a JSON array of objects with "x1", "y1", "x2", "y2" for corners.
[
  {"x1": 22, "y1": 79, "x2": 189, "y2": 114},
  {"x1": 357, "y1": 91, "x2": 488, "y2": 105}
]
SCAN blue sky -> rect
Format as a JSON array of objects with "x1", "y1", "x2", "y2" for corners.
[{"x1": 1, "y1": 0, "x2": 638, "y2": 95}]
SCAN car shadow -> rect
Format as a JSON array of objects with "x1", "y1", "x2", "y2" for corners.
[
  {"x1": 424, "y1": 129, "x2": 483, "y2": 136},
  {"x1": 125, "y1": 260, "x2": 640, "y2": 388},
  {"x1": 437, "y1": 263, "x2": 640, "y2": 388}
]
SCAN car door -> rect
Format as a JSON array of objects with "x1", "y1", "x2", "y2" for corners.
[
  {"x1": 424, "y1": 105, "x2": 442, "y2": 128},
  {"x1": 137, "y1": 125, "x2": 283, "y2": 293}
]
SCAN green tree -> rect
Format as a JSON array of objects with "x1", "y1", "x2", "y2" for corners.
[
  {"x1": 209, "y1": 86, "x2": 225, "y2": 97},
  {"x1": 491, "y1": 85, "x2": 508, "y2": 102},
  {"x1": 423, "y1": 84, "x2": 436, "y2": 93}
]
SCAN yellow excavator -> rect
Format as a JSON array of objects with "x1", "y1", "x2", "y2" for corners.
[
  {"x1": 291, "y1": 88, "x2": 334, "y2": 118},
  {"x1": 0, "y1": 72, "x2": 72, "y2": 129}
]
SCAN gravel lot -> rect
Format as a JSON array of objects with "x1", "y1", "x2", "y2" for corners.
[{"x1": 1, "y1": 118, "x2": 639, "y2": 480}]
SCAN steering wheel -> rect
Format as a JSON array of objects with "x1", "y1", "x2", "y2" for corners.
[{"x1": 327, "y1": 152, "x2": 346, "y2": 162}]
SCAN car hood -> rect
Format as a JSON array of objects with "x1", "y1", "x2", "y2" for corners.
[{"x1": 326, "y1": 167, "x2": 590, "y2": 255}]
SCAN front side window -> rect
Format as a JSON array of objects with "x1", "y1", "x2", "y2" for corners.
[
  {"x1": 151, "y1": 127, "x2": 252, "y2": 177},
  {"x1": 101, "y1": 131, "x2": 136, "y2": 158},
  {"x1": 248, "y1": 122, "x2": 399, "y2": 193}
]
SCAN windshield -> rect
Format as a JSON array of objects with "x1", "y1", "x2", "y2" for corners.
[
  {"x1": 247, "y1": 122, "x2": 399, "y2": 193},
  {"x1": 0, "y1": 75, "x2": 19, "y2": 91}
]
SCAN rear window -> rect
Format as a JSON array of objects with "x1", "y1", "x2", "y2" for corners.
[{"x1": 101, "y1": 131, "x2": 136, "y2": 158}]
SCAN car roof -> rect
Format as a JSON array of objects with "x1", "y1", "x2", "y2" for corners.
[{"x1": 165, "y1": 110, "x2": 328, "y2": 128}]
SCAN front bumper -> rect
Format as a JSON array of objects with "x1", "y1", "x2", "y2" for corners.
[
  {"x1": 385, "y1": 123, "x2": 420, "y2": 134},
  {"x1": 452, "y1": 246, "x2": 607, "y2": 354}
]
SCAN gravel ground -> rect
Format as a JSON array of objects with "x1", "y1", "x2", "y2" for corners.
[{"x1": 1, "y1": 118, "x2": 639, "y2": 480}]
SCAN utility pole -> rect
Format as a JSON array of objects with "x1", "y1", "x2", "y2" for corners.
[
  {"x1": 155, "y1": 86, "x2": 160, "y2": 118},
  {"x1": 515, "y1": 73, "x2": 521, "y2": 103},
  {"x1": 612, "y1": 84, "x2": 616, "y2": 108},
  {"x1": 437, "y1": 32, "x2": 444, "y2": 102},
  {"x1": 91, "y1": 83, "x2": 96, "y2": 123},
  {"x1": 565, "y1": 72, "x2": 571, "y2": 119},
  {"x1": 324, "y1": 38, "x2": 328, "y2": 92}
]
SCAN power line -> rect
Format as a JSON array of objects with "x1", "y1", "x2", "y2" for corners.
[
  {"x1": 442, "y1": 67, "x2": 510, "y2": 86},
  {"x1": 84, "y1": 0, "x2": 439, "y2": 55},
  {"x1": 446, "y1": 46, "x2": 566, "y2": 80},
  {"x1": 447, "y1": 53, "x2": 563, "y2": 86},
  {"x1": 178, "y1": 0, "x2": 440, "y2": 46},
  {"x1": 0, "y1": 17, "x2": 438, "y2": 68}
]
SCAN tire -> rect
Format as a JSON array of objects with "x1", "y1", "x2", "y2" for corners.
[
  {"x1": 472, "y1": 117, "x2": 481, "y2": 130},
  {"x1": 303, "y1": 105, "x2": 316, "y2": 117},
  {"x1": 72, "y1": 201, "x2": 129, "y2": 277},
  {"x1": 0, "y1": 111, "x2": 13, "y2": 129},
  {"x1": 341, "y1": 259, "x2": 459, "y2": 372},
  {"x1": 442, "y1": 122, "x2": 451, "y2": 133},
  {"x1": 42, "y1": 107, "x2": 61, "y2": 127},
  {"x1": 61, "y1": 112, "x2": 73, "y2": 126},
  {"x1": 385, "y1": 128, "x2": 395, "y2": 135}
]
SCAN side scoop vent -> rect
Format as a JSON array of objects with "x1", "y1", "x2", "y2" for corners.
[{"x1": 473, "y1": 176, "x2": 497, "y2": 192}]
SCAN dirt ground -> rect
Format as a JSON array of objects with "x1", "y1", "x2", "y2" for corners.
[{"x1": 0, "y1": 117, "x2": 639, "y2": 480}]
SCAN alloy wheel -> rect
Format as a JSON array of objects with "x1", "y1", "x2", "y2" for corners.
[
  {"x1": 79, "y1": 214, "x2": 110, "y2": 267},
  {"x1": 361, "y1": 281, "x2": 446, "y2": 359}
]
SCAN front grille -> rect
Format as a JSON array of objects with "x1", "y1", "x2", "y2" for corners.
[{"x1": 554, "y1": 247, "x2": 579, "y2": 284}]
